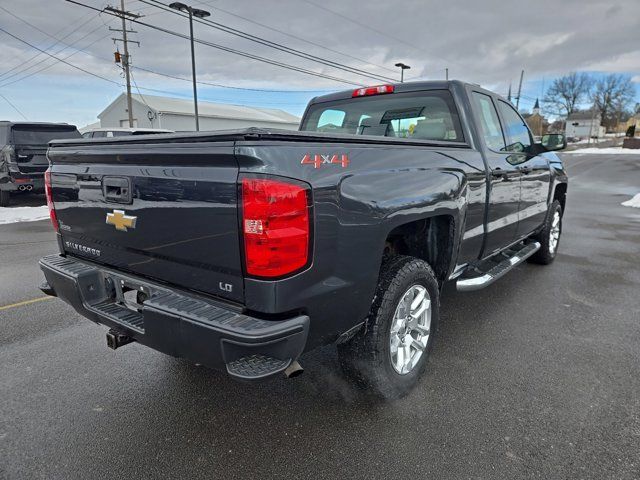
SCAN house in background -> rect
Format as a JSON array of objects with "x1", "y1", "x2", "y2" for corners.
[
  {"x1": 97, "y1": 93, "x2": 300, "y2": 132},
  {"x1": 548, "y1": 119, "x2": 565, "y2": 134},
  {"x1": 565, "y1": 109, "x2": 605, "y2": 139},
  {"x1": 522, "y1": 99, "x2": 549, "y2": 137},
  {"x1": 625, "y1": 114, "x2": 639, "y2": 137}
]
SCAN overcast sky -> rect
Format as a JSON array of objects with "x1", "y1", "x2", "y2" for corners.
[{"x1": 0, "y1": 0, "x2": 638, "y2": 127}]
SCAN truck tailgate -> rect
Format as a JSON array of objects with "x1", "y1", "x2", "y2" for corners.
[
  {"x1": 47, "y1": 141, "x2": 244, "y2": 303},
  {"x1": 14, "y1": 146, "x2": 49, "y2": 175}
]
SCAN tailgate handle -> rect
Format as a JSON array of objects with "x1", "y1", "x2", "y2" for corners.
[{"x1": 103, "y1": 176, "x2": 132, "y2": 204}]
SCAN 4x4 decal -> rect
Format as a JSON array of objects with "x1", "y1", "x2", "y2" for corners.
[{"x1": 301, "y1": 154, "x2": 350, "y2": 169}]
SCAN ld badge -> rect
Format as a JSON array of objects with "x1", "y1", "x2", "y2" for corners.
[{"x1": 106, "y1": 209, "x2": 137, "y2": 232}]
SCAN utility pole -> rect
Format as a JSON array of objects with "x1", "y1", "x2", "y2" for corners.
[
  {"x1": 515, "y1": 69, "x2": 524, "y2": 110},
  {"x1": 445, "y1": 68, "x2": 448, "y2": 81},
  {"x1": 107, "y1": 1, "x2": 140, "y2": 128}
]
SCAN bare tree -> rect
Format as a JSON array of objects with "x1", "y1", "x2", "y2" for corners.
[
  {"x1": 543, "y1": 72, "x2": 594, "y2": 116},
  {"x1": 592, "y1": 74, "x2": 636, "y2": 130}
]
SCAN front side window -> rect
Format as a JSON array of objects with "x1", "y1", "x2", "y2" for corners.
[
  {"x1": 498, "y1": 100, "x2": 532, "y2": 152},
  {"x1": 301, "y1": 90, "x2": 465, "y2": 142},
  {"x1": 471, "y1": 92, "x2": 505, "y2": 151}
]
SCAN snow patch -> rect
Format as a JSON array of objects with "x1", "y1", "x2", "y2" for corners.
[
  {"x1": 565, "y1": 147, "x2": 640, "y2": 154},
  {"x1": 621, "y1": 193, "x2": 640, "y2": 209},
  {"x1": 0, "y1": 206, "x2": 50, "y2": 224}
]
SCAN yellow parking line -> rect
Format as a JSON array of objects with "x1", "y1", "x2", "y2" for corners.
[{"x1": 0, "y1": 296, "x2": 53, "y2": 311}]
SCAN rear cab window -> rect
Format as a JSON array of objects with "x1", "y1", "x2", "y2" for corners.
[
  {"x1": 301, "y1": 90, "x2": 465, "y2": 143},
  {"x1": 11, "y1": 126, "x2": 81, "y2": 145}
]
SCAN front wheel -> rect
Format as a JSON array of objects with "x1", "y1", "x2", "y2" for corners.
[
  {"x1": 337, "y1": 256, "x2": 440, "y2": 399},
  {"x1": 528, "y1": 200, "x2": 562, "y2": 265}
]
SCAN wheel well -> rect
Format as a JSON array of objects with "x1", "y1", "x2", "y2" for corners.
[
  {"x1": 384, "y1": 216, "x2": 455, "y2": 284},
  {"x1": 553, "y1": 183, "x2": 567, "y2": 213}
]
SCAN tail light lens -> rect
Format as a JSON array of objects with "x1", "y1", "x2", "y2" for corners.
[
  {"x1": 44, "y1": 168, "x2": 59, "y2": 232},
  {"x1": 241, "y1": 177, "x2": 311, "y2": 278}
]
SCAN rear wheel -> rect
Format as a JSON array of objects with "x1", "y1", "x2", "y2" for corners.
[
  {"x1": 528, "y1": 200, "x2": 562, "y2": 265},
  {"x1": 0, "y1": 190, "x2": 10, "y2": 207},
  {"x1": 337, "y1": 256, "x2": 439, "y2": 399}
]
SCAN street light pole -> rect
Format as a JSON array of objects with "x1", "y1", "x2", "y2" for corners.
[
  {"x1": 394, "y1": 63, "x2": 411, "y2": 83},
  {"x1": 187, "y1": 8, "x2": 199, "y2": 131},
  {"x1": 169, "y1": 2, "x2": 211, "y2": 132}
]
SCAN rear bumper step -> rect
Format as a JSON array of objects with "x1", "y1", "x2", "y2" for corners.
[
  {"x1": 39, "y1": 254, "x2": 309, "y2": 381},
  {"x1": 456, "y1": 241, "x2": 541, "y2": 292}
]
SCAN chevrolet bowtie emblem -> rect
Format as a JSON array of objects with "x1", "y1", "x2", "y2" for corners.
[{"x1": 106, "y1": 209, "x2": 137, "y2": 232}]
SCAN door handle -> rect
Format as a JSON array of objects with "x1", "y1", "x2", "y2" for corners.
[
  {"x1": 102, "y1": 176, "x2": 132, "y2": 204},
  {"x1": 517, "y1": 166, "x2": 532, "y2": 174}
]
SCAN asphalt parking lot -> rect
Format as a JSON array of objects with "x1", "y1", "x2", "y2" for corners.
[{"x1": 1, "y1": 153, "x2": 639, "y2": 479}]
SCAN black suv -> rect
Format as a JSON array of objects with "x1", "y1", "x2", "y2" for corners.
[{"x1": 0, "y1": 122, "x2": 81, "y2": 206}]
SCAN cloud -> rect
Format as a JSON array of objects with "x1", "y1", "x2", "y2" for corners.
[{"x1": 0, "y1": 0, "x2": 639, "y2": 124}]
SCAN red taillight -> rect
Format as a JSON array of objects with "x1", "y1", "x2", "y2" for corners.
[
  {"x1": 44, "y1": 169, "x2": 58, "y2": 232},
  {"x1": 241, "y1": 177, "x2": 311, "y2": 278},
  {"x1": 352, "y1": 84, "x2": 395, "y2": 97}
]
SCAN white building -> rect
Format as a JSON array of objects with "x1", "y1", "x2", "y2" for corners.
[
  {"x1": 97, "y1": 93, "x2": 300, "y2": 132},
  {"x1": 565, "y1": 110, "x2": 605, "y2": 139}
]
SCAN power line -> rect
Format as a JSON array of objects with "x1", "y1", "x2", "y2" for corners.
[
  {"x1": 137, "y1": 0, "x2": 397, "y2": 83},
  {"x1": 0, "y1": 6, "x2": 100, "y2": 79},
  {"x1": 0, "y1": 24, "x2": 309, "y2": 108},
  {"x1": 0, "y1": 19, "x2": 113, "y2": 86},
  {"x1": 65, "y1": 0, "x2": 363, "y2": 86},
  {"x1": 0, "y1": 7, "x2": 335, "y2": 97},
  {"x1": 0, "y1": 26, "x2": 122, "y2": 86},
  {"x1": 168, "y1": 1, "x2": 399, "y2": 76},
  {"x1": 299, "y1": 0, "x2": 476, "y2": 76},
  {"x1": 0, "y1": 93, "x2": 28, "y2": 120},
  {"x1": 1, "y1": 4, "x2": 333, "y2": 95},
  {"x1": 0, "y1": 30, "x2": 114, "y2": 89}
]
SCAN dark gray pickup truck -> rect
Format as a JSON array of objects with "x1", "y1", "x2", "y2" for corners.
[{"x1": 39, "y1": 81, "x2": 568, "y2": 398}]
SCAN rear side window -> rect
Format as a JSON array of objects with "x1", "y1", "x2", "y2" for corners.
[
  {"x1": 471, "y1": 92, "x2": 505, "y2": 151},
  {"x1": 301, "y1": 90, "x2": 465, "y2": 142},
  {"x1": 497, "y1": 100, "x2": 532, "y2": 151}
]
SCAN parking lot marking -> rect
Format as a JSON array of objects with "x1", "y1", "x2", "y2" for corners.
[{"x1": 0, "y1": 296, "x2": 53, "y2": 311}]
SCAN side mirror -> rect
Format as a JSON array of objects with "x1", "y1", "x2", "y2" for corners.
[{"x1": 541, "y1": 133, "x2": 566, "y2": 151}]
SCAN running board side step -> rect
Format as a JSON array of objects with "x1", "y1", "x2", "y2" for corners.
[{"x1": 456, "y1": 242, "x2": 541, "y2": 292}]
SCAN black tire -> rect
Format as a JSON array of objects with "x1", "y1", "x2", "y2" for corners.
[
  {"x1": 337, "y1": 255, "x2": 440, "y2": 399},
  {"x1": 0, "y1": 190, "x2": 10, "y2": 207},
  {"x1": 528, "y1": 200, "x2": 562, "y2": 265}
]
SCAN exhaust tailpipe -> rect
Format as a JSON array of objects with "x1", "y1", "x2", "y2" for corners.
[
  {"x1": 284, "y1": 360, "x2": 304, "y2": 378},
  {"x1": 26, "y1": 185, "x2": 33, "y2": 191},
  {"x1": 18, "y1": 185, "x2": 25, "y2": 191}
]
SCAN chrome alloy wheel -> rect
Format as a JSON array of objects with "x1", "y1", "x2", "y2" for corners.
[
  {"x1": 389, "y1": 284, "x2": 431, "y2": 375},
  {"x1": 549, "y1": 210, "x2": 561, "y2": 255}
]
